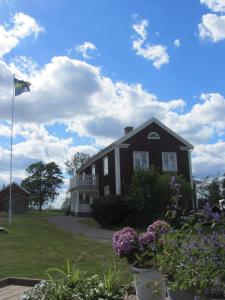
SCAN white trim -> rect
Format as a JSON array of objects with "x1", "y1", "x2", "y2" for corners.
[
  {"x1": 115, "y1": 117, "x2": 194, "y2": 149},
  {"x1": 162, "y1": 152, "x2": 178, "y2": 172},
  {"x1": 115, "y1": 147, "x2": 121, "y2": 194},
  {"x1": 91, "y1": 164, "x2": 96, "y2": 176},
  {"x1": 77, "y1": 117, "x2": 193, "y2": 174},
  {"x1": 133, "y1": 151, "x2": 149, "y2": 170},
  {"x1": 103, "y1": 156, "x2": 109, "y2": 176},
  {"x1": 188, "y1": 149, "x2": 193, "y2": 188},
  {"x1": 148, "y1": 131, "x2": 160, "y2": 140}
]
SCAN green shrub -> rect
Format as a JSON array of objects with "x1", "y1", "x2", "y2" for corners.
[
  {"x1": 91, "y1": 195, "x2": 129, "y2": 227},
  {"x1": 125, "y1": 168, "x2": 193, "y2": 227}
]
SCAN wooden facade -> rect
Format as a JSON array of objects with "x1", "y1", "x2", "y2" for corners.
[
  {"x1": 0, "y1": 183, "x2": 29, "y2": 214},
  {"x1": 69, "y1": 118, "x2": 194, "y2": 216}
]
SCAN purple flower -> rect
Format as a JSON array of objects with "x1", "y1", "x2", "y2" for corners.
[
  {"x1": 139, "y1": 231, "x2": 156, "y2": 248},
  {"x1": 212, "y1": 212, "x2": 221, "y2": 223},
  {"x1": 147, "y1": 220, "x2": 170, "y2": 236},
  {"x1": 112, "y1": 227, "x2": 138, "y2": 256}
]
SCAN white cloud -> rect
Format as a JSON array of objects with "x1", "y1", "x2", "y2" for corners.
[
  {"x1": 199, "y1": 13, "x2": 225, "y2": 42},
  {"x1": 75, "y1": 41, "x2": 97, "y2": 59},
  {"x1": 174, "y1": 39, "x2": 181, "y2": 47},
  {"x1": 200, "y1": 0, "x2": 225, "y2": 13},
  {"x1": 192, "y1": 141, "x2": 225, "y2": 175},
  {"x1": 132, "y1": 19, "x2": 169, "y2": 69},
  {"x1": 0, "y1": 51, "x2": 225, "y2": 182},
  {"x1": 0, "y1": 12, "x2": 44, "y2": 57}
]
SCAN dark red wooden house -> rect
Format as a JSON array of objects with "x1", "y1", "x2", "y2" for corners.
[
  {"x1": 69, "y1": 117, "x2": 194, "y2": 216},
  {"x1": 0, "y1": 182, "x2": 29, "y2": 214}
]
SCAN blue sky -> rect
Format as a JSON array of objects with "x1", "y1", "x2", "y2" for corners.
[{"x1": 0, "y1": 0, "x2": 225, "y2": 206}]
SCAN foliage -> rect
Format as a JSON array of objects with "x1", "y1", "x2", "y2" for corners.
[
  {"x1": 22, "y1": 260, "x2": 126, "y2": 300},
  {"x1": 197, "y1": 175, "x2": 225, "y2": 208},
  {"x1": 181, "y1": 202, "x2": 225, "y2": 233},
  {"x1": 112, "y1": 220, "x2": 170, "y2": 268},
  {"x1": 61, "y1": 193, "x2": 71, "y2": 215},
  {"x1": 91, "y1": 195, "x2": 129, "y2": 227},
  {"x1": 65, "y1": 152, "x2": 91, "y2": 176},
  {"x1": 207, "y1": 177, "x2": 222, "y2": 206},
  {"x1": 156, "y1": 230, "x2": 225, "y2": 298},
  {"x1": 21, "y1": 161, "x2": 63, "y2": 211},
  {"x1": 165, "y1": 175, "x2": 195, "y2": 228},
  {"x1": 126, "y1": 168, "x2": 193, "y2": 227}
]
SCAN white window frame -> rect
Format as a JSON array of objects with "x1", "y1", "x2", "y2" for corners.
[
  {"x1": 103, "y1": 156, "x2": 109, "y2": 175},
  {"x1": 148, "y1": 131, "x2": 160, "y2": 140},
  {"x1": 104, "y1": 185, "x2": 110, "y2": 196},
  {"x1": 162, "y1": 152, "x2": 178, "y2": 172},
  {"x1": 91, "y1": 164, "x2": 96, "y2": 176},
  {"x1": 133, "y1": 151, "x2": 149, "y2": 170}
]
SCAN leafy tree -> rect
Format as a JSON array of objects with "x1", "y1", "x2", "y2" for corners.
[
  {"x1": 61, "y1": 194, "x2": 71, "y2": 211},
  {"x1": 126, "y1": 168, "x2": 193, "y2": 226},
  {"x1": 65, "y1": 152, "x2": 91, "y2": 176},
  {"x1": 222, "y1": 174, "x2": 225, "y2": 200},
  {"x1": 207, "y1": 177, "x2": 221, "y2": 206},
  {"x1": 21, "y1": 161, "x2": 63, "y2": 211}
]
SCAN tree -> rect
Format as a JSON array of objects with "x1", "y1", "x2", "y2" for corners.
[
  {"x1": 65, "y1": 152, "x2": 91, "y2": 176},
  {"x1": 207, "y1": 177, "x2": 221, "y2": 206},
  {"x1": 222, "y1": 174, "x2": 225, "y2": 200},
  {"x1": 21, "y1": 161, "x2": 63, "y2": 211},
  {"x1": 126, "y1": 168, "x2": 193, "y2": 226}
]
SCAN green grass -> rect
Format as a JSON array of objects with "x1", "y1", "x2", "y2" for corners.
[{"x1": 0, "y1": 213, "x2": 131, "y2": 283}]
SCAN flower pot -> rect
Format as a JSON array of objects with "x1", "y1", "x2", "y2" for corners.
[
  {"x1": 132, "y1": 267, "x2": 166, "y2": 300},
  {"x1": 167, "y1": 288, "x2": 212, "y2": 300}
]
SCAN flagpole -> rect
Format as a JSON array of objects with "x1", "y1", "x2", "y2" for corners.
[{"x1": 9, "y1": 75, "x2": 15, "y2": 224}]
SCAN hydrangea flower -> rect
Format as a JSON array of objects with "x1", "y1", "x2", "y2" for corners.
[
  {"x1": 112, "y1": 227, "x2": 138, "y2": 256},
  {"x1": 147, "y1": 220, "x2": 170, "y2": 236},
  {"x1": 139, "y1": 231, "x2": 156, "y2": 249}
]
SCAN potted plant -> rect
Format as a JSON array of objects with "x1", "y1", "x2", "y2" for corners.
[
  {"x1": 156, "y1": 230, "x2": 225, "y2": 300},
  {"x1": 112, "y1": 220, "x2": 170, "y2": 300}
]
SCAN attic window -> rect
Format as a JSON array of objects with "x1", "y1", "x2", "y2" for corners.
[{"x1": 148, "y1": 132, "x2": 160, "y2": 140}]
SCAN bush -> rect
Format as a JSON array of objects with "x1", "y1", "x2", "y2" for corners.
[
  {"x1": 91, "y1": 195, "x2": 129, "y2": 227},
  {"x1": 125, "y1": 168, "x2": 193, "y2": 227}
]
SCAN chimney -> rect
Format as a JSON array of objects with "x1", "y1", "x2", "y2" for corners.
[{"x1": 124, "y1": 126, "x2": 133, "y2": 135}]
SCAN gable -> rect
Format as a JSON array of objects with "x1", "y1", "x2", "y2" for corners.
[
  {"x1": 123, "y1": 122, "x2": 188, "y2": 149},
  {"x1": 115, "y1": 118, "x2": 193, "y2": 149}
]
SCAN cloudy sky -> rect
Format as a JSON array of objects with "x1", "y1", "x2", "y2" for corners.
[{"x1": 0, "y1": 0, "x2": 225, "y2": 207}]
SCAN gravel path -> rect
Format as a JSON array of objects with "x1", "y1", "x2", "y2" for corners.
[{"x1": 47, "y1": 216, "x2": 113, "y2": 244}]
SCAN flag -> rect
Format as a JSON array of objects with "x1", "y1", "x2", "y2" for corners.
[{"x1": 14, "y1": 78, "x2": 31, "y2": 96}]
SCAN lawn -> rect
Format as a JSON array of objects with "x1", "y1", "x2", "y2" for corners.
[{"x1": 0, "y1": 212, "x2": 131, "y2": 283}]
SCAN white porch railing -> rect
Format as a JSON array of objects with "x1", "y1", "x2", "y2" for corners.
[{"x1": 70, "y1": 175, "x2": 98, "y2": 190}]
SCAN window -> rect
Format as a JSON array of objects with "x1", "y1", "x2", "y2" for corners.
[
  {"x1": 133, "y1": 151, "x2": 149, "y2": 170},
  {"x1": 148, "y1": 132, "x2": 160, "y2": 140},
  {"x1": 82, "y1": 172, "x2": 85, "y2": 180},
  {"x1": 79, "y1": 193, "x2": 90, "y2": 204},
  {"x1": 103, "y1": 156, "x2": 108, "y2": 175},
  {"x1": 104, "y1": 185, "x2": 110, "y2": 196},
  {"x1": 162, "y1": 152, "x2": 177, "y2": 172},
  {"x1": 91, "y1": 164, "x2": 96, "y2": 176}
]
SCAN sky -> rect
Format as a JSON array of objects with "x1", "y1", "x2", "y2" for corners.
[{"x1": 0, "y1": 0, "x2": 225, "y2": 207}]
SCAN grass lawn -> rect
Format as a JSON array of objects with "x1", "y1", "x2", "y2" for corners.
[{"x1": 0, "y1": 212, "x2": 131, "y2": 283}]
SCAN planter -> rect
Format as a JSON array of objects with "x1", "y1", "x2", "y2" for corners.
[
  {"x1": 132, "y1": 267, "x2": 166, "y2": 300},
  {"x1": 167, "y1": 288, "x2": 224, "y2": 300}
]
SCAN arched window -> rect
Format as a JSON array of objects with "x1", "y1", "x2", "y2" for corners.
[{"x1": 148, "y1": 132, "x2": 160, "y2": 140}]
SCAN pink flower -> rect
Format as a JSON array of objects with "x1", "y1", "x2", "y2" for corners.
[
  {"x1": 147, "y1": 220, "x2": 170, "y2": 236},
  {"x1": 113, "y1": 227, "x2": 138, "y2": 256}
]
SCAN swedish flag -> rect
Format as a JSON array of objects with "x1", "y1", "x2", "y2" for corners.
[{"x1": 14, "y1": 78, "x2": 31, "y2": 97}]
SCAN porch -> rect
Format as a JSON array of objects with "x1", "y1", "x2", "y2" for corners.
[{"x1": 69, "y1": 175, "x2": 98, "y2": 216}]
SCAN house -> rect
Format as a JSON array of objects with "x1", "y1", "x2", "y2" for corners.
[
  {"x1": 69, "y1": 117, "x2": 194, "y2": 216},
  {"x1": 0, "y1": 182, "x2": 29, "y2": 214}
]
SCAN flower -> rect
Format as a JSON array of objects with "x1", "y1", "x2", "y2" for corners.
[
  {"x1": 138, "y1": 231, "x2": 156, "y2": 249},
  {"x1": 112, "y1": 227, "x2": 138, "y2": 256},
  {"x1": 147, "y1": 220, "x2": 170, "y2": 236}
]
